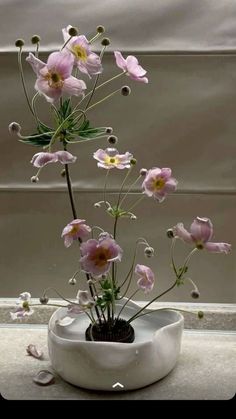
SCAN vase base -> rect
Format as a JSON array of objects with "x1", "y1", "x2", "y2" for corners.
[{"x1": 85, "y1": 318, "x2": 135, "y2": 343}]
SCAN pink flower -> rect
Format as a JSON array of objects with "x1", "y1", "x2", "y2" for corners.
[
  {"x1": 62, "y1": 219, "x2": 91, "y2": 248},
  {"x1": 26, "y1": 51, "x2": 86, "y2": 102},
  {"x1": 10, "y1": 292, "x2": 34, "y2": 320},
  {"x1": 62, "y1": 26, "x2": 102, "y2": 78},
  {"x1": 114, "y1": 51, "x2": 148, "y2": 83},
  {"x1": 67, "y1": 290, "x2": 95, "y2": 317},
  {"x1": 93, "y1": 148, "x2": 133, "y2": 170},
  {"x1": 142, "y1": 167, "x2": 178, "y2": 202},
  {"x1": 80, "y1": 233, "x2": 123, "y2": 277},
  {"x1": 173, "y1": 217, "x2": 231, "y2": 253},
  {"x1": 135, "y1": 264, "x2": 155, "y2": 293},
  {"x1": 31, "y1": 151, "x2": 77, "y2": 168}
]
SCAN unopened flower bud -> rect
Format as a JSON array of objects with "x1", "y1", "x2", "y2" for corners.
[
  {"x1": 144, "y1": 246, "x2": 154, "y2": 257},
  {"x1": 167, "y1": 228, "x2": 174, "y2": 238},
  {"x1": 15, "y1": 39, "x2": 25, "y2": 48},
  {"x1": 68, "y1": 278, "x2": 77, "y2": 285},
  {"x1": 31, "y1": 175, "x2": 39, "y2": 183},
  {"x1": 106, "y1": 127, "x2": 113, "y2": 134},
  {"x1": 68, "y1": 26, "x2": 78, "y2": 37},
  {"x1": 94, "y1": 202, "x2": 101, "y2": 208},
  {"x1": 107, "y1": 207, "x2": 113, "y2": 214},
  {"x1": 31, "y1": 35, "x2": 41, "y2": 44},
  {"x1": 97, "y1": 25, "x2": 105, "y2": 34},
  {"x1": 130, "y1": 215, "x2": 137, "y2": 220},
  {"x1": 196, "y1": 243, "x2": 204, "y2": 250},
  {"x1": 198, "y1": 311, "x2": 204, "y2": 319},
  {"x1": 101, "y1": 37, "x2": 110, "y2": 46},
  {"x1": 60, "y1": 169, "x2": 66, "y2": 177},
  {"x1": 140, "y1": 168, "x2": 147, "y2": 176},
  {"x1": 107, "y1": 135, "x2": 118, "y2": 145},
  {"x1": 9, "y1": 122, "x2": 21, "y2": 134},
  {"x1": 102, "y1": 274, "x2": 107, "y2": 280},
  {"x1": 39, "y1": 296, "x2": 49, "y2": 305},
  {"x1": 191, "y1": 290, "x2": 200, "y2": 299},
  {"x1": 121, "y1": 86, "x2": 131, "y2": 96},
  {"x1": 130, "y1": 158, "x2": 137, "y2": 165}
]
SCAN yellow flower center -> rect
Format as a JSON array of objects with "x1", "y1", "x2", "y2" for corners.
[
  {"x1": 70, "y1": 45, "x2": 87, "y2": 62},
  {"x1": 105, "y1": 156, "x2": 119, "y2": 166},
  {"x1": 92, "y1": 248, "x2": 111, "y2": 267},
  {"x1": 153, "y1": 177, "x2": 165, "y2": 190},
  {"x1": 70, "y1": 226, "x2": 79, "y2": 236},
  {"x1": 45, "y1": 71, "x2": 63, "y2": 89}
]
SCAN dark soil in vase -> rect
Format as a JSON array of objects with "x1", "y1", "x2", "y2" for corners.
[{"x1": 85, "y1": 318, "x2": 135, "y2": 343}]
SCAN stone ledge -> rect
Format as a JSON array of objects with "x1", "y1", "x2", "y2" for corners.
[{"x1": 1, "y1": 299, "x2": 235, "y2": 331}]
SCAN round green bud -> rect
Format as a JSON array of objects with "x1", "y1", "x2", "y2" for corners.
[
  {"x1": 31, "y1": 175, "x2": 39, "y2": 183},
  {"x1": 198, "y1": 311, "x2": 204, "y2": 319},
  {"x1": 9, "y1": 122, "x2": 21, "y2": 134},
  {"x1": 196, "y1": 243, "x2": 204, "y2": 250},
  {"x1": 140, "y1": 168, "x2": 147, "y2": 176},
  {"x1": 191, "y1": 290, "x2": 200, "y2": 299},
  {"x1": 167, "y1": 229, "x2": 174, "y2": 238},
  {"x1": 97, "y1": 25, "x2": 105, "y2": 34},
  {"x1": 68, "y1": 278, "x2": 77, "y2": 285},
  {"x1": 39, "y1": 296, "x2": 49, "y2": 304},
  {"x1": 130, "y1": 158, "x2": 137, "y2": 165},
  {"x1": 108, "y1": 135, "x2": 118, "y2": 145},
  {"x1": 15, "y1": 39, "x2": 25, "y2": 48},
  {"x1": 60, "y1": 169, "x2": 66, "y2": 177},
  {"x1": 101, "y1": 37, "x2": 110, "y2": 46},
  {"x1": 31, "y1": 35, "x2": 41, "y2": 44},
  {"x1": 144, "y1": 246, "x2": 155, "y2": 257},
  {"x1": 68, "y1": 26, "x2": 78, "y2": 37},
  {"x1": 94, "y1": 202, "x2": 101, "y2": 208},
  {"x1": 131, "y1": 215, "x2": 137, "y2": 220},
  {"x1": 121, "y1": 86, "x2": 131, "y2": 96}
]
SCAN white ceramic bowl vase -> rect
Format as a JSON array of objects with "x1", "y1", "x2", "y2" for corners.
[{"x1": 48, "y1": 299, "x2": 184, "y2": 391}]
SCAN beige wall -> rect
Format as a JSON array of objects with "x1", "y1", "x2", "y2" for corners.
[{"x1": 0, "y1": 0, "x2": 235, "y2": 302}]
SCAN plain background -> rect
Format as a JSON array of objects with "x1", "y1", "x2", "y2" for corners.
[{"x1": 0, "y1": 0, "x2": 235, "y2": 303}]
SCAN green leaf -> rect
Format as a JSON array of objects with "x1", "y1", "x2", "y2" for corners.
[{"x1": 19, "y1": 132, "x2": 52, "y2": 147}]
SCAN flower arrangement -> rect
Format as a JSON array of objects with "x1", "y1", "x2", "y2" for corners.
[{"x1": 9, "y1": 24, "x2": 231, "y2": 343}]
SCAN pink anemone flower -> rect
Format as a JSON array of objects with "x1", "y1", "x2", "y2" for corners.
[
  {"x1": 142, "y1": 167, "x2": 178, "y2": 202},
  {"x1": 67, "y1": 290, "x2": 95, "y2": 317},
  {"x1": 80, "y1": 233, "x2": 123, "y2": 277},
  {"x1": 114, "y1": 51, "x2": 148, "y2": 83},
  {"x1": 26, "y1": 51, "x2": 86, "y2": 102},
  {"x1": 62, "y1": 219, "x2": 91, "y2": 248},
  {"x1": 62, "y1": 26, "x2": 103, "y2": 78},
  {"x1": 135, "y1": 264, "x2": 155, "y2": 293},
  {"x1": 10, "y1": 292, "x2": 34, "y2": 320},
  {"x1": 173, "y1": 217, "x2": 231, "y2": 253},
  {"x1": 93, "y1": 148, "x2": 133, "y2": 169},
  {"x1": 31, "y1": 151, "x2": 77, "y2": 168}
]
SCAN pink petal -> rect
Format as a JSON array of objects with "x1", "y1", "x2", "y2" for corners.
[
  {"x1": 55, "y1": 150, "x2": 77, "y2": 164},
  {"x1": 47, "y1": 52, "x2": 74, "y2": 79},
  {"x1": 62, "y1": 76, "x2": 86, "y2": 97},
  {"x1": 173, "y1": 223, "x2": 193, "y2": 244},
  {"x1": 93, "y1": 149, "x2": 108, "y2": 162},
  {"x1": 35, "y1": 78, "x2": 62, "y2": 102},
  {"x1": 160, "y1": 168, "x2": 172, "y2": 180},
  {"x1": 31, "y1": 152, "x2": 58, "y2": 168},
  {"x1": 204, "y1": 242, "x2": 231, "y2": 254},
  {"x1": 64, "y1": 234, "x2": 74, "y2": 248},
  {"x1": 126, "y1": 55, "x2": 147, "y2": 77},
  {"x1": 190, "y1": 217, "x2": 213, "y2": 243},
  {"x1": 114, "y1": 51, "x2": 127, "y2": 71},
  {"x1": 163, "y1": 178, "x2": 178, "y2": 192},
  {"x1": 71, "y1": 35, "x2": 90, "y2": 51},
  {"x1": 26, "y1": 53, "x2": 46, "y2": 75}
]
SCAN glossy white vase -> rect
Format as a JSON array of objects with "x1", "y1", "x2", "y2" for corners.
[{"x1": 48, "y1": 299, "x2": 184, "y2": 391}]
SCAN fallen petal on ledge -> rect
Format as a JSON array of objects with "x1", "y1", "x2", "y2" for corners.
[
  {"x1": 33, "y1": 370, "x2": 55, "y2": 386},
  {"x1": 26, "y1": 344, "x2": 44, "y2": 359}
]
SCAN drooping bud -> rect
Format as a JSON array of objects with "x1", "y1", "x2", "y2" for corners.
[
  {"x1": 144, "y1": 246, "x2": 155, "y2": 257},
  {"x1": 198, "y1": 311, "x2": 204, "y2": 319},
  {"x1": 107, "y1": 135, "x2": 118, "y2": 145},
  {"x1": 130, "y1": 158, "x2": 137, "y2": 166},
  {"x1": 166, "y1": 228, "x2": 174, "y2": 238},
  {"x1": 68, "y1": 278, "x2": 77, "y2": 285},
  {"x1": 68, "y1": 26, "x2": 78, "y2": 37},
  {"x1": 130, "y1": 215, "x2": 137, "y2": 220},
  {"x1": 97, "y1": 25, "x2": 105, "y2": 34},
  {"x1": 15, "y1": 39, "x2": 25, "y2": 48},
  {"x1": 8, "y1": 122, "x2": 21, "y2": 134},
  {"x1": 140, "y1": 168, "x2": 147, "y2": 176},
  {"x1": 121, "y1": 86, "x2": 131, "y2": 96},
  {"x1": 106, "y1": 127, "x2": 113, "y2": 134},
  {"x1": 60, "y1": 169, "x2": 66, "y2": 177},
  {"x1": 101, "y1": 37, "x2": 110, "y2": 46},
  {"x1": 31, "y1": 35, "x2": 41, "y2": 44},
  {"x1": 191, "y1": 290, "x2": 200, "y2": 299},
  {"x1": 39, "y1": 296, "x2": 49, "y2": 305},
  {"x1": 94, "y1": 202, "x2": 101, "y2": 208},
  {"x1": 30, "y1": 175, "x2": 39, "y2": 183}
]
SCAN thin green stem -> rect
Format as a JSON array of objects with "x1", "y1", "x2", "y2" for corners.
[
  {"x1": 119, "y1": 175, "x2": 141, "y2": 208},
  {"x1": 116, "y1": 289, "x2": 140, "y2": 320},
  {"x1": 85, "y1": 88, "x2": 121, "y2": 113},
  {"x1": 131, "y1": 307, "x2": 200, "y2": 322},
  {"x1": 126, "y1": 194, "x2": 145, "y2": 212},
  {"x1": 84, "y1": 46, "x2": 106, "y2": 110},
  {"x1": 61, "y1": 36, "x2": 73, "y2": 51},
  {"x1": 18, "y1": 48, "x2": 34, "y2": 116},
  {"x1": 103, "y1": 170, "x2": 110, "y2": 209},
  {"x1": 170, "y1": 238, "x2": 178, "y2": 277}
]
